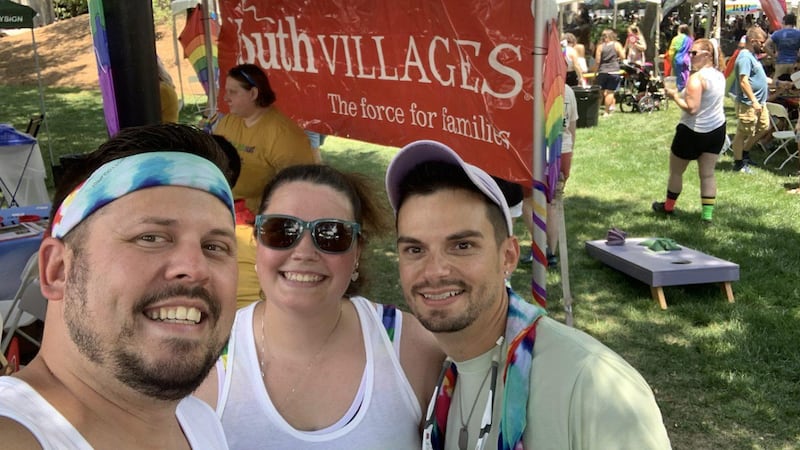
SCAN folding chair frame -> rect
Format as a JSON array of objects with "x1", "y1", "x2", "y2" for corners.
[
  {"x1": 0, "y1": 252, "x2": 45, "y2": 355},
  {"x1": 764, "y1": 103, "x2": 797, "y2": 168}
]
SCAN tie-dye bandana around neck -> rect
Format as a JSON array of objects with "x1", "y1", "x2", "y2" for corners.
[{"x1": 423, "y1": 288, "x2": 546, "y2": 450}]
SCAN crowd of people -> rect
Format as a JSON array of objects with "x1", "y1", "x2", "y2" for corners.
[{"x1": 562, "y1": 8, "x2": 800, "y2": 220}]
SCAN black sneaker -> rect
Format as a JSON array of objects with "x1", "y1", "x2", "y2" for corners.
[
  {"x1": 744, "y1": 155, "x2": 758, "y2": 166},
  {"x1": 546, "y1": 251, "x2": 558, "y2": 268},
  {"x1": 732, "y1": 161, "x2": 752, "y2": 174},
  {"x1": 519, "y1": 250, "x2": 533, "y2": 264},
  {"x1": 651, "y1": 201, "x2": 674, "y2": 214}
]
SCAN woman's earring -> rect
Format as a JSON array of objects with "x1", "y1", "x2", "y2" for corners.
[
  {"x1": 351, "y1": 262, "x2": 360, "y2": 282},
  {"x1": 254, "y1": 264, "x2": 258, "y2": 273}
]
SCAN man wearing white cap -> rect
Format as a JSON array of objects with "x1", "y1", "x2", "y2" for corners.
[
  {"x1": 386, "y1": 140, "x2": 671, "y2": 449},
  {"x1": 0, "y1": 124, "x2": 238, "y2": 449}
]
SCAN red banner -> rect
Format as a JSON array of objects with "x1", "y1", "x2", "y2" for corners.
[{"x1": 218, "y1": 0, "x2": 536, "y2": 183}]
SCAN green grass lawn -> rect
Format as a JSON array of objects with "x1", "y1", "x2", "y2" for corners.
[{"x1": 2, "y1": 85, "x2": 799, "y2": 449}]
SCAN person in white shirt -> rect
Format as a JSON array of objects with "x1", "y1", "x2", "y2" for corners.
[
  {"x1": 0, "y1": 124, "x2": 238, "y2": 449},
  {"x1": 196, "y1": 164, "x2": 444, "y2": 449}
]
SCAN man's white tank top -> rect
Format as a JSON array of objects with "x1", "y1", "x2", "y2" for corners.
[{"x1": 0, "y1": 377, "x2": 228, "y2": 449}]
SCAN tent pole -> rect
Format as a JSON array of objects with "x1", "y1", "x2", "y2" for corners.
[
  {"x1": 532, "y1": 1, "x2": 548, "y2": 309},
  {"x1": 202, "y1": 0, "x2": 217, "y2": 117},
  {"x1": 172, "y1": 13, "x2": 185, "y2": 108},
  {"x1": 30, "y1": 27, "x2": 53, "y2": 171},
  {"x1": 657, "y1": 4, "x2": 661, "y2": 56}
]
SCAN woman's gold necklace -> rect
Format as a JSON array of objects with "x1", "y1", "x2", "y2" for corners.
[{"x1": 259, "y1": 302, "x2": 343, "y2": 406}]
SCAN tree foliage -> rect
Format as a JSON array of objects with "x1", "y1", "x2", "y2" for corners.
[{"x1": 53, "y1": 0, "x2": 88, "y2": 20}]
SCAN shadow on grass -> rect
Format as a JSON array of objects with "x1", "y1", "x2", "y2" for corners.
[
  {"x1": 0, "y1": 86, "x2": 107, "y2": 187},
  {"x1": 530, "y1": 193, "x2": 800, "y2": 447}
]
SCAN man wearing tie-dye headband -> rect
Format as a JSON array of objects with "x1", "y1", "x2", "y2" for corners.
[{"x1": 0, "y1": 124, "x2": 238, "y2": 449}]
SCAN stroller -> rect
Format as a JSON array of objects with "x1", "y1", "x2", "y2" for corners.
[{"x1": 615, "y1": 60, "x2": 667, "y2": 113}]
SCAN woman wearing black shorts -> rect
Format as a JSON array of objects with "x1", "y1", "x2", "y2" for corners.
[
  {"x1": 593, "y1": 29, "x2": 625, "y2": 116},
  {"x1": 652, "y1": 38, "x2": 727, "y2": 223}
]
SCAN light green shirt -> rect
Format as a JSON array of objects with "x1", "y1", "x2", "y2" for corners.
[{"x1": 445, "y1": 316, "x2": 671, "y2": 449}]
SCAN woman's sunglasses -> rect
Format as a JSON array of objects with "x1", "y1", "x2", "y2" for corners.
[
  {"x1": 690, "y1": 50, "x2": 707, "y2": 57},
  {"x1": 255, "y1": 214, "x2": 361, "y2": 254}
]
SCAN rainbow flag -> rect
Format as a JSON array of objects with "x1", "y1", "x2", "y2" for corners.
[
  {"x1": 724, "y1": 48, "x2": 741, "y2": 97},
  {"x1": 543, "y1": 17, "x2": 565, "y2": 203},
  {"x1": 178, "y1": 4, "x2": 220, "y2": 97},
  {"x1": 88, "y1": 0, "x2": 118, "y2": 136}
]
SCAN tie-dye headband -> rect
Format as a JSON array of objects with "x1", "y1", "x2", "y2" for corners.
[{"x1": 51, "y1": 151, "x2": 235, "y2": 239}]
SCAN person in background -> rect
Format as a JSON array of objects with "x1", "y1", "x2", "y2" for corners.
[
  {"x1": 0, "y1": 124, "x2": 238, "y2": 448},
  {"x1": 625, "y1": 24, "x2": 647, "y2": 66},
  {"x1": 305, "y1": 130, "x2": 326, "y2": 162},
  {"x1": 213, "y1": 63, "x2": 317, "y2": 308},
  {"x1": 196, "y1": 164, "x2": 444, "y2": 449},
  {"x1": 385, "y1": 140, "x2": 671, "y2": 449},
  {"x1": 731, "y1": 26, "x2": 770, "y2": 174},
  {"x1": 765, "y1": 13, "x2": 800, "y2": 79},
  {"x1": 652, "y1": 39, "x2": 727, "y2": 224},
  {"x1": 667, "y1": 24, "x2": 694, "y2": 91},
  {"x1": 157, "y1": 57, "x2": 180, "y2": 123},
  {"x1": 592, "y1": 29, "x2": 626, "y2": 117},
  {"x1": 563, "y1": 33, "x2": 585, "y2": 87}
]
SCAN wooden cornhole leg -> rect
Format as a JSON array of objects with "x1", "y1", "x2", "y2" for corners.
[
  {"x1": 650, "y1": 286, "x2": 667, "y2": 310},
  {"x1": 721, "y1": 282, "x2": 735, "y2": 303}
]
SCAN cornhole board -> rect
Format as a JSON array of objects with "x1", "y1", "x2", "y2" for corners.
[{"x1": 585, "y1": 238, "x2": 739, "y2": 309}]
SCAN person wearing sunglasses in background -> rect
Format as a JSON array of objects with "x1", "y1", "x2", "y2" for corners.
[
  {"x1": 652, "y1": 39, "x2": 727, "y2": 224},
  {"x1": 196, "y1": 164, "x2": 445, "y2": 448},
  {"x1": 212, "y1": 63, "x2": 318, "y2": 310},
  {"x1": 385, "y1": 140, "x2": 671, "y2": 449}
]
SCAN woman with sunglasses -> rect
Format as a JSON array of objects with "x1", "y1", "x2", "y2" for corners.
[
  {"x1": 196, "y1": 164, "x2": 445, "y2": 448},
  {"x1": 652, "y1": 39, "x2": 727, "y2": 224},
  {"x1": 213, "y1": 63, "x2": 318, "y2": 309}
]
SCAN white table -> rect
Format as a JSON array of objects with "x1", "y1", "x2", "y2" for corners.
[
  {"x1": 585, "y1": 238, "x2": 739, "y2": 309},
  {"x1": 0, "y1": 204, "x2": 49, "y2": 335},
  {"x1": 0, "y1": 126, "x2": 49, "y2": 207}
]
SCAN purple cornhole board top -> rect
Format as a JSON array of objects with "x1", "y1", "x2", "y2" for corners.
[{"x1": 585, "y1": 238, "x2": 740, "y2": 287}]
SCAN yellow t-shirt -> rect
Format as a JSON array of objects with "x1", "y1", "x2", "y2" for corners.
[
  {"x1": 215, "y1": 108, "x2": 314, "y2": 309},
  {"x1": 214, "y1": 107, "x2": 316, "y2": 215},
  {"x1": 159, "y1": 81, "x2": 180, "y2": 123},
  {"x1": 235, "y1": 224, "x2": 260, "y2": 309}
]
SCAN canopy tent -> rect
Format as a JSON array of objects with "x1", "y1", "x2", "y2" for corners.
[
  {"x1": 0, "y1": 0, "x2": 52, "y2": 170},
  {"x1": 215, "y1": 0, "x2": 570, "y2": 321}
]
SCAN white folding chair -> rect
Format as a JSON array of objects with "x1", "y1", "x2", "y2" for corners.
[
  {"x1": 764, "y1": 102, "x2": 797, "y2": 167},
  {"x1": 0, "y1": 251, "x2": 46, "y2": 355}
]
